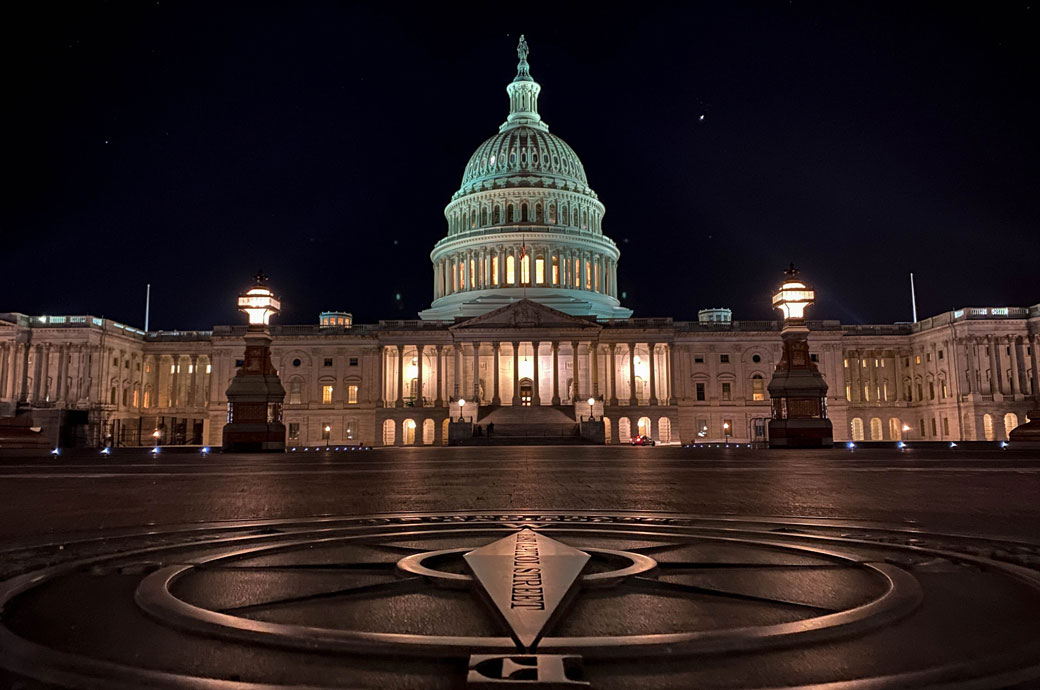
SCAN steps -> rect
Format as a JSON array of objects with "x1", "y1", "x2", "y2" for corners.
[{"x1": 469, "y1": 404, "x2": 587, "y2": 445}]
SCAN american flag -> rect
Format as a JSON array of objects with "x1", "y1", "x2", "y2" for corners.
[{"x1": 519, "y1": 238, "x2": 526, "y2": 262}]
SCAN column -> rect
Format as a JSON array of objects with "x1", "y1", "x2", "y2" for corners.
[
  {"x1": 416, "y1": 345, "x2": 425, "y2": 406},
  {"x1": 454, "y1": 344, "x2": 463, "y2": 399},
  {"x1": 609, "y1": 344, "x2": 618, "y2": 406},
  {"x1": 472, "y1": 343, "x2": 481, "y2": 401},
  {"x1": 1008, "y1": 336, "x2": 1021, "y2": 397},
  {"x1": 532, "y1": 341, "x2": 541, "y2": 405},
  {"x1": 0, "y1": 343, "x2": 9, "y2": 400},
  {"x1": 987, "y1": 336, "x2": 1000, "y2": 397},
  {"x1": 54, "y1": 344, "x2": 66, "y2": 403},
  {"x1": 590, "y1": 343, "x2": 599, "y2": 397},
  {"x1": 189, "y1": 355, "x2": 199, "y2": 407},
  {"x1": 511, "y1": 341, "x2": 520, "y2": 405},
  {"x1": 628, "y1": 343, "x2": 637, "y2": 406},
  {"x1": 959, "y1": 340, "x2": 972, "y2": 395},
  {"x1": 1030, "y1": 335, "x2": 1040, "y2": 401},
  {"x1": 648, "y1": 342, "x2": 658, "y2": 405},
  {"x1": 168, "y1": 355, "x2": 178, "y2": 407},
  {"x1": 551, "y1": 341, "x2": 560, "y2": 405},
  {"x1": 666, "y1": 344, "x2": 676, "y2": 404},
  {"x1": 39, "y1": 343, "x2": 51, "y2": 402},
  {"x1": 17, "y1": 343, "x2": 30, "y2": 402},
  {"x1": 570, "y1": 341, "x2": 580, "y2": 402},
  {"x1": 435, "y1": 345, "x2": 444, "y2": 407},
  {"x1": 395, "y1": 345, "x2": 405, "y2": 407},
  {"x1": 492, "y1": 342, "x2": 501, "y2": 405}
]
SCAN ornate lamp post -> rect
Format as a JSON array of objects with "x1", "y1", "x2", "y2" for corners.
[
  {"x1": 767, "y1": 264, "x2": 833, "y2": 448},
  {"x1": 587, "y1": 397, "x2": 595, "y2": 421},
  {"x1": 458, "y1": 398, "x2": 466, "y2": 422},
  {"x1": 222, "y1": 271, "x2": 287, "y2": 452}
]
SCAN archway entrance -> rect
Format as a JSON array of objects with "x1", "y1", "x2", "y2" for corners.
[
  {"x1": 519, "y1": 378, "x2": 533, "y2": 406},
  {"x1": 637, "y1": 416, "x2": 651, "y2": 438}
]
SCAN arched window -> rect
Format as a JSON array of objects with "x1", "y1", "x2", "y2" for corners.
[
  {"x1": 751, "y1": 374, "x2": 765, "y2": 401},
  {"x1": 1004, "y1": 412, "x2": 1019, "y2": 438},
  {"x1": 851, "y1": 418, "x2": 865, "y2": 441},
  {"x1": 521, "y1": 203, "x2": 528, "y2": 222},
  {"x1": 870, "y1": 417, "x2": 883, "y2": 440},
  {"x1": 562, "y1": 206, "x2": 569, "y2": 225},
  {"x1": 402, "y1": 419, "x2": 416, "y2": 445},
  {"x1": 507, "y1": 255, "x2": 516, "y2": 284},
  {"x1": 637, "y1": 416, "x2": 652, "y2": 438},
  {"x1": 889, "y1": 418, "x2": 902, "y2": 440},
  {"x1": 422, "y1": 419, "x2": 435, "y2": 445},
  {"x1": 491, "y1": 255, "x2": 499, "y2": 286},
  {"x1": 520, "y1": 254, "x2": 531, "y2": 284},
  {"x1": 481, "y1": 208, "x2": 488, "y2": 226},
  {"x1": 548, "y1": 204, "x2": 557, "y2": 224},
  {"x1": 288, "y1": 379, "x2": 303, "y2": 405},
  {"x1": 508, "y1": 203, "x2": 515, "y2": 222},
  {"x1": 983, "y1": 413, "x2": 995, "y2": 441},
  {"x1": 381, "y1": 419, "x2": 396, "y2": 446},
  {"x1": 535, "y1": 256, "x2": 545, "y2": 284},
  {"x1": 552, "y1": 256, "x2": 559, "y2": 285},
  {"x1": 535, "y1": 203, "x2": 543, "y2": 223},
  {"x1": 470, "y1": 210, "x2": 476, "y2": 229},
  {"x1": 582, "y1": 209, "x2": 588, "y2": 229},
  {"x1": 658, "y1": 417, "x2": 672, "y2": 443},
  {"x1": 584, "y1": 260, "x2": 591, "y2": 289},
  {"x1": 493, "y1": 206, "x2": 501, "y2": 224},
  {"x1": 603, "y1": 416, "x2": 612, "y2": 444},
  {"x1": 441, "y1": 418, "x2": 450, "y2": 446},
  {"x1": 619, "y1": 417, "x2": 631, "y2": 441}
]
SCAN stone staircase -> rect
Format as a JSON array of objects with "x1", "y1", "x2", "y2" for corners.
[{"x1": 469, "y1": 404, "x2": 586, "y2": 445}]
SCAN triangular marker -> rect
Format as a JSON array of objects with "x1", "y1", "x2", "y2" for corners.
[{"x1": 464, "y1": 529, "x2": 589, "y2": 650}]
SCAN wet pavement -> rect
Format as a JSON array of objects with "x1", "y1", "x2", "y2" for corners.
[{"x1": 1, "y1": 446, "x2": 1039, "y2": 689}]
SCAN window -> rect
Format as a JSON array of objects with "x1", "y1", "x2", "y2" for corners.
[
  {"x1": 552, "y1": 256, "x2": 559, "y2": 284},
  {"x1": 206, "y1": 364, "x2": 211, "y2": 374},
  {"x1": 346, "y1": 420, "x2": 358, "y2": 440},
  {"x1": 751, "y1": 375, "x2": 765, "y2": 401},
  {"x1": 289, "y1": 381, "x2": 302, "y2": 405},
  {"x1": 113, "y1": 356, "x2": 119, "y2": 366},
  {"x1": 919, "y1": 419, "x2": 926, "y2": 436},
  {"x1": 862, "y1": 360, "x2": 867, "y2": 368},
  {"x1": 810, "y1": 354, "x2": 819, "y2": 362},
  {"x1": 723, "y1": 419, "x2": 733, "y2": 437},
  {"x1": 324, "y1": 358, "x2": 333, "y2": 367},
  {"x1": 694, "y1": 355, "x2": 704, "y2": 364},
  {"x1": 535, "y1": 257, "x2": 545, "y2": 284},
  {"x1": 915, "y1": 355, "x2": 921, "y2": 365},
  {"x1": 846, "y1": 384, "x2": 852, "y2": 401},
  {"x1": 697, "y1": 418, "x2": 709, "y2": 438},
  {"x1": 322, "y1": 385, "x2": 334, "y2": 404},
  {"x1": 507, "y1": 255, "x2": 516, "y2": 284},
  {"x1": 520, "y1": 254, "x2": 531, "y2": 284},
  {"x1": 292, "y1": 358, "x2": 302, "y2": 367},
  {"x1": 346, "y1": 357, "x2": 357, "y2": 367},
  {"x1": 938, "y1": 350, "x2": 944, "y2": 360},
  {"x1": 720, "y1": 354, "x2": 730, "y2": 364},
  {"x1": 851, "y1": 418, "x2": 864, "y2": 441},
  {"x1": 844, "y1": 358, "x2": 849, "y2": 368},
  {"x1": 135, "y1": 361, "x2": 141, "y2": 371},
  {"x1": 288, "y1": 423, "x2": 300, "y2": 440},
  {"x1": 347, "y1": 384, "x2": 358, "y2": 404},
  {"x1": 940, "y1": 380, "x2": 948, "y2": 398},
  {"x1": 928, "y1": 382, "x2": 935, "y2": 400},
  {"x1": 943, "y1": 417, "x2": 950, "y2": 435},
  {"x1": 235, "y1": 359, "x2": 244, "y2": 368},
  {"x1": 926, "y1": 353, "x2": 932, "y2": 362},
  {"x1": 492, "y1": 255, "x2": 499, "y2": 285},
  {"x1": 917, "y1": 383, "x2": 923, "y2": 401},
  {"x1": 721, "y1": 382, "x2": 731, "y2": 401},
  {"x1": 930, "y1": 418, "x2": 937, "y2": 437},
  {"x1": 696, "y1": 383, "x2": 706, "y2": 401},
  {"x1": 752, "y1": 354, "x2": 761, "y2": 363}
]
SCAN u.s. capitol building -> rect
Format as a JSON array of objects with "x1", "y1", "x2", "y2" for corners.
[{"x1": 2, "y1": 40, "x2": 1037, "y2": 448}]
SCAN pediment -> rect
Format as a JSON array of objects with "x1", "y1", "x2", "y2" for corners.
[{"x1": 450, "y1": 300, "x2": 601, "y2": 331}]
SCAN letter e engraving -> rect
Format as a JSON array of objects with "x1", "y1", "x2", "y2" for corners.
[{"x1": 467, "y1": 654, "x2": 589, "y2": 687}]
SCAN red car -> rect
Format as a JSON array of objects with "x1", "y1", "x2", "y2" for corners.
[{"x1": 630, "y1": 435, "x2": 656, "y2": 446}]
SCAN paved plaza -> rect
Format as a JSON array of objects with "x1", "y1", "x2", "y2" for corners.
[{"x1": 1, "y1": 446, "x2": 1039, "y2": 688}]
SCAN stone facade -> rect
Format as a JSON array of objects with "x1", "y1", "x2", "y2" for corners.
[{"x1": 2, "y1": 305, "x2": 1037, "y2": 447}]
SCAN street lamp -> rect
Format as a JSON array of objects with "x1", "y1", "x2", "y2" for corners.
[
  {"x1": 324, "y1": 425, "x2": 331, "y2": 449},
  {"x1": 458, "y1": 398, "x2": 466, "y2": 422},
  {"x1": 902, "y1": 423, "x2": 911, "y2": 440},
  {"x1": 587, "y1": 397, "x2": 595, "y2": 421},
  {"x1": 151, "y1": 429, "x2": 161, "y2": 451},
  {"x1": 723, "y1": 421, "x2": 731, "y2": 445}
]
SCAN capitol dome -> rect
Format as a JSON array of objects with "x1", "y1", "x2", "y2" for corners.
[{"x1": 420, "y1": 37, "x2": 632, "y2": 322}]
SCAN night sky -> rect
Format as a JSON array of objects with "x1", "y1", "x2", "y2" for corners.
[{"x1": 6, "y1": 2, "x2": 1039, "y2": 330}]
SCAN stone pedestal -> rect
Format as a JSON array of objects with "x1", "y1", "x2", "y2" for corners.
[
  {"x1": 768, "y1": 327, "x2": 833, "y2": 449},
  {"x1": 1009, "y1": 408, "x2": 1040, "y2": 449},
  {"x1": 222, "y1": 329, "x2": 286, "y2": 452}
]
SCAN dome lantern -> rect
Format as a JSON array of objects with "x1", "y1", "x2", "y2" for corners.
[{"x1": 502, "y1": 35, "x2": 547, "y2": 133}]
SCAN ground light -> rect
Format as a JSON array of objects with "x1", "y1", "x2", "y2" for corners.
[
  {"x1": 200, "y1": 447, "x2": 209, "y2": 455},
  {"x1": 50, "y1": 448, "x2": 60, "y2": 456},
  {"x1": 151, "y1": 446, "x2": 160, "y2": 455},
  {"x1": 950, "y1": 442, "x2": 957, "y2": 448},
  {"x1": 897, "y1": 441, "x2": 906, "y2": 451},
  {"x1": 100, "y1": 448, "x2": 111, "y2": 456},
  {"x1": 847, "y1": 442, "x2": 856, "y2": 451}
]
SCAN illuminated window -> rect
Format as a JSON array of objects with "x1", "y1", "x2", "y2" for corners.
[
  {"x1": 552, "y1": 256, "x2": 559, "y2": 285},
  {"x1": 143, "y1": 390, "x2": 151, "y2": 408},
  {"x1": 862, "y1": 360, "x2": 867, "y2": 368},
  {"x1": 535, "y1": 257, "x2": 545, "y2": 284},
  {"x1": 851, "y1": 418, "x2": 864, "y2": 441},
  {"x1": 870, "y1": 418, "x2": 882, "y2": 440},
  {"x1": 492, "y1": 255, "x2": 499, "y2": 285},
  {"x1": 863, "y1": 384, "x2": 869, "y2": 401},
  {"x1": 751, "y1": 375, "x2": 765, "y2": 401},
  {"x1": 721, "y1": 382, "x2": 731, "y2": 401},
  {"x1": 574, "y1": 258, "x2": 580, "y2": 285},
  {"x1": 470, "y1": 259, "x2": 476, "y2": 288},
  {"x1": 322, "y1": 385, "x2": 333, "y2": 404},
  {"x1": 520, "y1": 254, "x2": 530, "y2": 284},
  {"x1": 507, "y1": 255, "x2": 516, "y2": 284},
  {"x1": 844, "y1": 358, "x2": 849, "y2": 368},
  {"x1": 146, "y1": 363, "x2": 152, "y2": 374},
  {"x1": 170, "y1": 364, "x2": 176, "y2": 373},
  {"x1": 845, "y1": 384, "x2": 851, "y2": 401},
  {"x1": 915, "y1": 355, "x2": 921, "y2": 364},
  {"x1": 132, "y1": 388, "x2": 139, "y2": 407},
  {"x1": 347, "y1": 385, "x2": 358, "y2": 404},
  {"x1": 940, "y1": 380, "x2": 947, "y2": 398},
  {"x1": 206, "y1": 364, "x2": 211, "y2": 374},
  {"x1": 584, "y1": 261, "x2": 591, "y2": 289}
]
